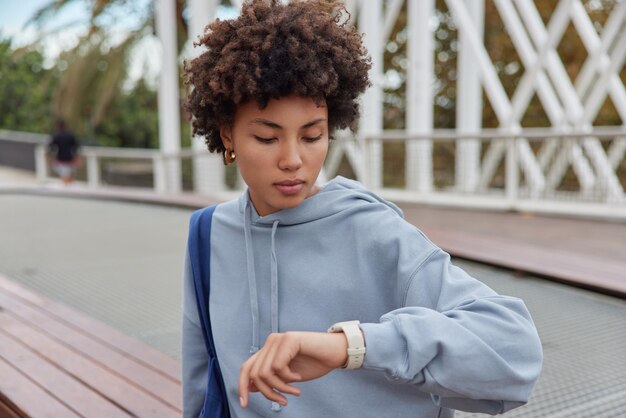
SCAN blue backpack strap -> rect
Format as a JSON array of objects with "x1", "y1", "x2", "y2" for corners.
[{"x1": 188, "y1": 205, "x2": 231, "y2": 418}]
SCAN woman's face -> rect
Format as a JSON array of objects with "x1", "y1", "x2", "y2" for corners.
[{"x1": 220, "y1": 95, "x2": 329, "y2": 216}]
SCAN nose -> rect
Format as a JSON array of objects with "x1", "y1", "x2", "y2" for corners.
[{"x1": 277, "y1": 139, "x2": 302, "y2": 171}]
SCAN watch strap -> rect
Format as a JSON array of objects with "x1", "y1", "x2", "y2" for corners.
[{"x1": 327, "y1": 320, "x2": 366, "y2": 369}]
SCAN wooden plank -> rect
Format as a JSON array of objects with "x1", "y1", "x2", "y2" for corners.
[
  {"x1": 0, "y1": 357, "x2": 81, "y2": 418},
  {"x1": 0, "y1": 396, "x2": 25, "y2": 418},
  {"x1": 0, "y1": 311, "x2": 179, "y2": 418},
  {"x1": 422, "y1": 226, "x2": 626, "y2": 296},
  {"x1": 399, "y1": 204, "x2": 626, "y2": 297},
  {"x1": 402, "y1": 204, "x2": 626, "y2": 261},
  {"x1": 0, "y1": 273, "x2": 181, "y2": 381},
  {"x1": 0, "y1": 329, "x2": 132, "y2": 418},
  {"x1": 0, "y1": 288, "x2": 182, "y2": 411}
]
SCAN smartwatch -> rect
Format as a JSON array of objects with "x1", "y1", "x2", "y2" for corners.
[{"x1": 327, "y1": 320, "x2": 366, "y2": 369}]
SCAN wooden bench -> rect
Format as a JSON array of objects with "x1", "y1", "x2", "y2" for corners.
[{"x1": 0, "y1": 274, "x2": 182, "y2": 418}]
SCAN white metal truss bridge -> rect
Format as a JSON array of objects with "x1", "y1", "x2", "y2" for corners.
[{"x1": 14, "y1": 0, "x2": 626, "y2": 219}]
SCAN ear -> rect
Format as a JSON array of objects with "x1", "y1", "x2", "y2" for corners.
[{"x1": 220, "y1": 126, "x2": 234, "y2": 150}]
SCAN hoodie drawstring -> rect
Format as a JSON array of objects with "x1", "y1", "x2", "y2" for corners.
[
  {"x1": 270, "y1": 220, "x2": 280, "y2": 335},
  {"x1": 270, "y1": 220, "x2": 281, "y2": 412},
  {"x1": 243, "y1": 200, "x2": 283, "y2": 412},
  {"x1": 244, "y1": 201, "x2": 260, "y2": 354}
]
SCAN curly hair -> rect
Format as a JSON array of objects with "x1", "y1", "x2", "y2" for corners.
[{"x1": 183, "y1": 0, "x2": 371, "y2": 153}]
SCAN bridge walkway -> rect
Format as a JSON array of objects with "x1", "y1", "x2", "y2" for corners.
[{"x1": 0, "y1": 166, "x2": 625, "y2": 417}]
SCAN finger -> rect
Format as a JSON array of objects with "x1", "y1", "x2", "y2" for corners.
[
  {"x1": 257, "y1": 334, "x2": 300, "y2": 396},
  {"x1": 249, "y1": 349, "x2": 289, "y2": 405},
  {"x1": 249, "y1": 339, "x2": 297, "y2": 405},
  {"x1": 248, "y1": 374, "x2": 300, "y2": 396},
  {"x1": 249, "y1": 374, "x2": 289, "y2": 405},
  {"x1": 239, "y1": 362, "x2": 250, "y2": 408},
  {"x1": 262, "y1": 372, "x2": 301, "y2": 396},
  {"x1": 239, "y1": 353, "x2": 259, "y2": 408},
  {"x1": 256, "y1": 340, "x2": 300, "y2": 395}
]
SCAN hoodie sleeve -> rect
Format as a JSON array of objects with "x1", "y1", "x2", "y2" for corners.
[
  {"x1": 181, "y1": 250, "x2": 209, "y2": 418},
  {"x1": 358, "y1": 217, "x2": 543, "y2": 415}
]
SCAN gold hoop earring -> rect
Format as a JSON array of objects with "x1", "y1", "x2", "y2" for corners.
[{"x1": 223, "y1": 148, "x2": 236, "y2": 165}]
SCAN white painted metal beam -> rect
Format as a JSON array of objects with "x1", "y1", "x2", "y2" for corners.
[
  {"x1": 455, "y1": 0, "x2": 484, "y2": 193},
  {"x1": 446, "y1": 0, "x2": 512, "y2": 122},
  {"x1": 503, "y1": 0, "x2": 567, "y2": 124},
  {"x1": 383, "y1": 0, "x2": 404, "y2": 44},
  {"x1": 510, "y1": 0, "x2": 594, "y2": 193},
  {"x1": 608, "y1": 138, "x2": 626, "y2": 170},
  {"x1": 573, "y1": 0, "x2": 626, "y2": 121},
  {"x1": 359, "y1": 0, "x2": 384, "y2": 189},
  {"x1": 516, "y1": 0, "x2": 584, "y2": 121},
  {"x1": 447, "y1": 0, "x2": 545, "y2": 194},
  {"x1": 406, "y1": 0, "x2": 434, "y2": 192},
  {"x1": 188, "y1": 0, "x2": 225, "y2": 195},
  {"x1": 156, "y1": 0, "x2": 182, "y2": 193}
]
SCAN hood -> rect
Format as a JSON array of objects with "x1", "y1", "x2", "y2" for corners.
[{"x1": 238, "y1": 175, "x2": 403, "y2": 226}]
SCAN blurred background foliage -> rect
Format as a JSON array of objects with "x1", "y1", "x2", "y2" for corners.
[
  {"x1": 0, "y1": 0, "x2": 623, "y2": 150},
  {"x1": 0, "y1": 39, "x2": 59, "y2": 134}
]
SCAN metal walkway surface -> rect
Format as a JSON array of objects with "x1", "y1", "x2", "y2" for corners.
[{"x1": 0, "y1": 192, "x2": 625, "y2": 417}]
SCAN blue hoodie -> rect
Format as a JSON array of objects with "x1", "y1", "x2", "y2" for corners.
[{"x1": 182, "y1": 176, "x2": 542, "y2": 418}]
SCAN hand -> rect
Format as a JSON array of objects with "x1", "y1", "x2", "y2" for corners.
[{"x1": 238, "y1": 331, "x2": 348, "y2": 408}]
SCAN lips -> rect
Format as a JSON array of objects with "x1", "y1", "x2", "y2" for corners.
[{"x1": 274, "y1": 179, "x2": 305, "y2": 195}]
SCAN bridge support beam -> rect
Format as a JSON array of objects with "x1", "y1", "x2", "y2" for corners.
[
  {"x1": 156, "y1": 0, "x2": 182, "y2": 193},
  {"x1": 359, "y1": 0, "x2": 384, "y2": 189},
  {"x1": 406, "y1": 0, "x2": 434, "y2": 192},
  {"x1": 188, "y1": 0, "x2": 225, "y2": 195},
  {"x1": 456, "y1": 0, "x2": 484, "y2": 193}
]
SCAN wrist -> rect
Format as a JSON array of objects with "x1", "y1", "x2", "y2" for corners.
[
  {"x1": 293, "y1": 331, "x2": 349, "y2": 369},
  {"x1": 330, "y1": 332, "x2": 349, "y2": 368}
]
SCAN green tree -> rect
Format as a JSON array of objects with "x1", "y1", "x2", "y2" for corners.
[
  {"x1": 52, "y1": 33, "x2": 139, "y2": 142},
  {"x1": 24, "y1": 0, "x2": 191, "y2": 146},
  {"x1": 0, "y1": 35, "x2": 165, "y2": 149},
  {"x1": 0, "y1": 38, "x2": 58, "y2": 133},
  {"x1": 95, "y1": 79, "x2": 159, "y2": 148}
]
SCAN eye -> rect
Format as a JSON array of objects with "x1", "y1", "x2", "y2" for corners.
[
  {"x1": 303, "y1": 134, "x2": 323, "y2": 142},
  {"x1": 254, "y1": 135, "x2": 277, "y2": 144}
]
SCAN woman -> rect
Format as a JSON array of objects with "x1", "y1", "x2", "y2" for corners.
[{"x1": 182, "y1": 1, "x2": 542, "y2": 417}]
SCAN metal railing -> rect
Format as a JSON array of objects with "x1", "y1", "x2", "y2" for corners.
[
  {"x1": 355, "y1": 127, "x2": 626, "y2": 219},
  {"x1": 2, "y1": 127, "x2": 624, "y2": 219}
]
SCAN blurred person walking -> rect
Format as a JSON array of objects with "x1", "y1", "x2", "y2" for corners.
[{"x1": 49, "y1": 119, "x2": 81, "y2": 184}]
